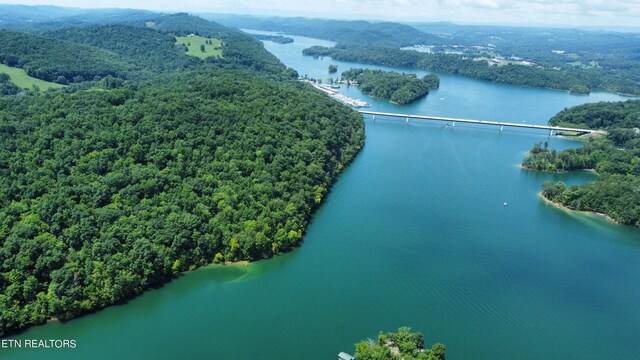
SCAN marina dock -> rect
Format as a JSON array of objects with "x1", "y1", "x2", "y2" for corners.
[{"x1": 303, "y1": 80, "x2": 371, "y2": 108}]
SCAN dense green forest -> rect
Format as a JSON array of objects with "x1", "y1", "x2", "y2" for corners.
[
  {"x1": 0, "y1": 71, "x2": 364, "y2": 336},
  {"x1": 342, "y1": 68, "x2": 434, "y2": 104},
  {"x1": 0, "y1": 73, "x2": 21, "y2": 95},
  {"x1": 548, "y1": 100, "x2": 640, "y2": 129},
  {"x1": 354, "y1": 327, "x2": 446, "y2": 360},
  {"x1": 0, "y1": 12, "x2": 364, "y2": 337},
  {"x1": 139, "y1": 14, "x2": 293, "y2": 77},
  {"x1": 148, "y1": 13, "x2": 231, "y2": 38},
  {"x1": 46, "y1": 24, "x2": 201, "y2": 74},
  {"x1": 0, "y1": 13, "x2": 296, "y2": 87},
  {"x1": 0, "y1": 30, "x2": 131, "y2": 84},
  {"x1": 422, "y1": 74, "x2": 440, "y2": 89},
  {"x1": 304, "y1": 45, "x2": 612, "y2": 94},
  {"x1": 522, "y1": 100, "x2": 640, "y2": 227}
]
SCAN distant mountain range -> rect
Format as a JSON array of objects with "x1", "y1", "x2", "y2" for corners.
[{"x1": 0, "y1": 4, "x2": 156, "y2": 32}]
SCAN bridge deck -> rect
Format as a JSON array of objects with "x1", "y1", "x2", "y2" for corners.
[{"x1": 358, "y1": 110, "x2": 602, "y2": 135}]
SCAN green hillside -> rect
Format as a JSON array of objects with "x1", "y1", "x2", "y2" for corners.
[
  {"x1": 0, "y1": 11, "x2": 362, "y2": 337},
  {"x1": 150, "y1": 12, "x2": 232, "y2": 38},
  {"x1": 44, "y1": 14, "x2": 293, "y2": 78},
  {"x1": 46, "y1": 24, "x2": 200, "y2": 75},
  {"x1": 0, "y1": 63, "x2": 64, "y2": 90},
  {"x1": 0, "y1": 30, "x2": 130, "y2": 84},
  {"x1": 175, "y1": 35, "x2": 223, "y2": 59}
]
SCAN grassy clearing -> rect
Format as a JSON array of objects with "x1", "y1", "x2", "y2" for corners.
[
  {"x1": 0, "y1": 63, "x2": 65, "y2": 91},
  {"x1": 175, "y1": 35, "x2": 223, "y2": 60},
  {"x1": 145, "y1": 21, "x2": 156, "y2": 28}
]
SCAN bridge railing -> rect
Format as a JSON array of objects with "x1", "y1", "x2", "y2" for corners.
[{"x1": 357, "y1": 110, "x2": 603, "y2": 135}]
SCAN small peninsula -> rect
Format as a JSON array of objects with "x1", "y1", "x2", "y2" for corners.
[
  {"x1": 253, "y1": 34, "x2": 294, "y2": 44},
  {"x1": 353, "y1": 327, "x2": 446, "y2": 360},
  {"x1": 522, "y1": 100, "x2": 640, "y2": 227},
  {"x1": 342, "y1": 68, "x2": 439, "y2": 104}
]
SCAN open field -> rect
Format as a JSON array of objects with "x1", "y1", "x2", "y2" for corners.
[
  {"x1": 175, "y1": 35, "x2": 223, "y2": 59},
  {"x1": 0, "y1": 63, "x2": 65, "y2": 90}
]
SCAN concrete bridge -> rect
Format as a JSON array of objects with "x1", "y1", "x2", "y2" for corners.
[{"x1": 358, "y1": 110, "x2": 603, "y2": 136}]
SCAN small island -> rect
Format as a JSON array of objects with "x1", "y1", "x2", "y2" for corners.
[
  {"x1": 341, "y1": 68, "x2": 439, "y2": 104},
  {"x1": 352, "y1": 327, "x2": 446, "y2": 360},
  {"x1": 522, "y1": 99, "x2": 640, "y2": 227},
  {"x1": 328, "y1": 64, "x2": 338, "y2": 73},
  {"x1": 253, "y1": 34, "x2": 294, "y2": 44}
]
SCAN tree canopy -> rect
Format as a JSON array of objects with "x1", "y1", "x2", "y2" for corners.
[
  {"x1": 1, "y1": 13, "x2": 297, "y2": 87},
  {"x1": 304, "y1": 45, "x2": 621, "y2": 95},
  {"x1": 0, "y1": 30, "x2": 130, "y2": 84},
  {"x1": 354, "y1": 327, "x2": 446, "y2": 360},
  {"x1": 523, "y1": 100, "x2": 640, "y2": 227},
  {"x1": 0, "y1": 70, "x2": 364, "y2": 336},
  {"x1": 342, "y1": 68, "x2": 432, "y2": 104},
  {"x1": 0, "y1": 72, "x2": 20, "y2": 95},
  {"x1": 0, "y1": 13, "x2": 363, "y2": 337},
  {"x1": 549, "y1": 100, "x2": 640, "y2": 129}
]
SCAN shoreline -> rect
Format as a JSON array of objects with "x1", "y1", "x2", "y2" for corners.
[
  {"x1": 519, "y1": 164, "x2": 598, "y2": 175},
  {"x1": 221, "y1": 260, "x2": 251, "y2": 267},
  {"x1": 302, "y1": 80, "x2": 371, "y2": 108},
  {"x1": 538, "y1": 192, "x2": 618, "y2": 224}
]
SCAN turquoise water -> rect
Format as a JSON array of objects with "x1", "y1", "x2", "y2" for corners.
[{"x1": 4, "y1": 33, "x2": 639, "y2": 360}]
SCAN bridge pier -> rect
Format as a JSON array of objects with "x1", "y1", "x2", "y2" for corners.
[{"x1": 355, "y1": 111, "x2": 597, "y2": 136}]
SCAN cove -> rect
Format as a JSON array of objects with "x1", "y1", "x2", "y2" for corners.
[{"x1": 4, "y1": 33, "x2": 639, "y2": 360}]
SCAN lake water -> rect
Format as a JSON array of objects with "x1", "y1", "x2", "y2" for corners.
[{"x1": 5, "y1": 32, "x2": 639, "y2": 360}]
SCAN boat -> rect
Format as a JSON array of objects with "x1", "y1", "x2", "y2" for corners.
[{"x1": 338, "y1": 352, "x2": 355, "y2": 360}]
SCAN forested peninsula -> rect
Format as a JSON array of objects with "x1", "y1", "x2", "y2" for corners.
[
  {"x1": 304, "y1": 46, "x2": 619, "y2": 95},
  {"x1": 354, "y1": 327, "x2": 446, "y2": 360},
  {"x1": 0, "y1": 14, "x2": 364, "y2": 336},
  {"x1": 253, "y1": 34, "x2": 294, "y2": 44},
  {"x1": 341, "y1": 68, "x2": 438, "y2": 104},
  {"x1": 522, "y1": 100, "x2": 640, "y2": 227}
]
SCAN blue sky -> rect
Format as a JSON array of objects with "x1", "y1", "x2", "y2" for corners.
[{"x1": 1, "y1": 0, "x2": 639, "y2": 27}]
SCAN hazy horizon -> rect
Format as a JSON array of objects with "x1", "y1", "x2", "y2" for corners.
[{"x1": 1, "y1": 0, "x2": 640, "y2": 29}]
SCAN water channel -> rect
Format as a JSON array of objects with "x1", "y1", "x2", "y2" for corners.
[{"x1": 6, "y1": 31, "x2": 639, "y2": 360}]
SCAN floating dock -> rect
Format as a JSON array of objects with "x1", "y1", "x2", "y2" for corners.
[{"x1": 303, "y1": 80, "x2": 371, "y2": 108}]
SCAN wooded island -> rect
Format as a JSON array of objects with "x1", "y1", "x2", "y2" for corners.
[{"x1": 341, "y1": 68, "x2": 439, "y2": 104}]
